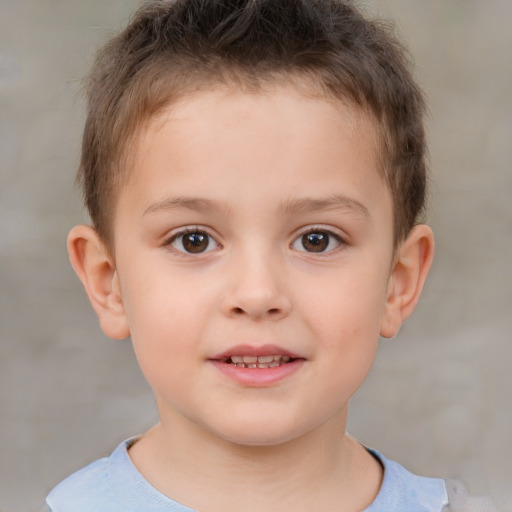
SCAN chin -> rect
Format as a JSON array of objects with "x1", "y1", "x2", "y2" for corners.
[{"x1": 208, "y1": 418, "x2": 309, "y2": 448}]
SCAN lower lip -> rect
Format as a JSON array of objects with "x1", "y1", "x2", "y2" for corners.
[{"x1": 209, "y1": 359, "x2": 304, "y2": 387}]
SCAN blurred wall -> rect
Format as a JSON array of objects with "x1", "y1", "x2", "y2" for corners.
[{"x1": 0, "y1": 1, "x2": 511, "y2": 511}]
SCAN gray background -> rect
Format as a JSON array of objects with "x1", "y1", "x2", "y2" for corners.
[{"x1": 1, "y1": 1, "x2": 511, "y2": 511}]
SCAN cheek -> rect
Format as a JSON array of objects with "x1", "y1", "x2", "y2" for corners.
[
  {"x1": 121, "y1": 279, "x2": 198, "y2": 382},
  {"x1": 130, "y1": 320, "x2": 206, "y2": 412},
  {"x1": 122, "y1": 266, "x2": 226, "y2": 389},
  {"x1": 299, "y1": 268, "x2": 389, "y2": 337},
  {"x1": 122, "y1": 262, "x2": 205, "y2": 333}
]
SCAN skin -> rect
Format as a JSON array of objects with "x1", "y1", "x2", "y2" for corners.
[{"x1": 68, "y1": 84, "x2": 434, "y2": 512}]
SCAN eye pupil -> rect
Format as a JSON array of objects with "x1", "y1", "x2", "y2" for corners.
[
  {"x1": 302, "y1": 232, "x2": 329, "y2": 252},
  {"x1": 183, "y1": 232, "x2": 209, "y2": 253}
]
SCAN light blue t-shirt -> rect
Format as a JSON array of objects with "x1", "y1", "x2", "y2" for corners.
[{"x1": 47, "y1": 438, "x2": 448, "y2": 511}]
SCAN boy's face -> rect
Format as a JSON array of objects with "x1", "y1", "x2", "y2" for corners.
[{"x1": 109, "y1": 85, "x2": 397, "y2": 445}]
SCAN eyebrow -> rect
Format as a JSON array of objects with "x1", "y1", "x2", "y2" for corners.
[
  {"x1": 143, "y1": 194, "x2": 370, "y2": 218},
  {"x1": 143, "y1": 196, "x2": 232, "y2": 216},
  {"x1": 280, "y1": 195, "x2": 370, "y2": 218}
]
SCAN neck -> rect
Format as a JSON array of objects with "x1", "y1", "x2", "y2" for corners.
[{"x1": 129, "y1": 407, "x2": 382, "y2": 512}]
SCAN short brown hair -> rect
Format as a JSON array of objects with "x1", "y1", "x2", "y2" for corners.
[{"x1": 80, "y1": 0, "x2": 427, "y2": 248}]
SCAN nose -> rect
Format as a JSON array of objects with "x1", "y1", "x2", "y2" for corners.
[{"x1": 221, "y1": 250, "x2": 292, "y2": 321}]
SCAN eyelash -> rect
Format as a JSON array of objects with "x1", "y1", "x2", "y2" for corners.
[
  {"x1": 166, "y1": 227, "x2": 221, "y2": 255},
  {"x1": 165, "y1": 225, "x2": 346, "y2": 256},
  {"x1": 291, "y1": 227, "x2": 346, "y2": 255}
]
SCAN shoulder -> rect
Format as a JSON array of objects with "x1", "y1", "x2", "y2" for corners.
[
  {"x1": 364, "y1": 449, "x2": 448, "y2": 512},
  {"x1": 46, "y1": 438, "x2": 194, "y2": 512},
  {"x1": 46, "y1": 455, "x2": 113, "y2": 511}
]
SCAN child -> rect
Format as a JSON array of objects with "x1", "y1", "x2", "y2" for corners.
[{"x1": 46, "y1": 0, "x2": 453, "y2": 510}]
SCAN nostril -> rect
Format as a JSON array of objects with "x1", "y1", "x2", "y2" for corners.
[{"x1": 231, "y1": 306, "x2": 282, "y2": 317}]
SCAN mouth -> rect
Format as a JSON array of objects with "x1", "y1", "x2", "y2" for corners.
[
  {"x1": 219, "y1": 355, "x2": 294, "y2": 369},
  {"x1": 209, "y1": 345, "x2": 304, "y2": 386}
]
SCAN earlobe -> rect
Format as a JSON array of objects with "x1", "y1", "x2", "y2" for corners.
[
  {"x1": 380, "y1": 224, "x2": 434, "y2": 339},
  {"x1": 67, "y1": 225, "x2": 130, "y2": 340}
]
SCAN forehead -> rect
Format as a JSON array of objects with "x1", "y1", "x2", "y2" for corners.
[
  {"x1": 117, "y1": 84, "x2": 391, "y2": 231},
  {"x1": 131, "y1": 83, "x2": 382, "y2": 177}
]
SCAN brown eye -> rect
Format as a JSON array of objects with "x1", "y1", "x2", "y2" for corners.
[
  {"x1": 301, "y1": 232, "x2": 329, "y2": 252},
  {"x1": 183, "y1": 232, "x2": 209, "y2": 253},
  {"x1": 292, "y1": 229, "x2": 343, "y2": 253},
  {"x1": 171, "y1": 231, "x2": 218, "y2": 254}
]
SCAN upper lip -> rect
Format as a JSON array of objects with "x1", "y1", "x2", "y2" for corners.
[{"x1": 210, "y1": 344, "x2": 303, "y2": 360}]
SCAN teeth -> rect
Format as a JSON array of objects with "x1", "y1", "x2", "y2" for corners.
[{"x1": 227, "y1": 355, "x2": 294, "y2": 368}]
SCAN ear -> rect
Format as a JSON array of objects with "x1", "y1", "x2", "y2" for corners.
[
  {"x1": 67, "y1": 225, "x2": 130, "y2": 340},
  {"x1": 380, "y1": 224, "x2": 435, "y2": 338}
]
